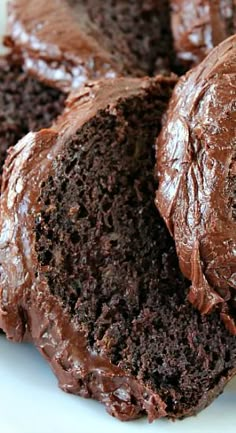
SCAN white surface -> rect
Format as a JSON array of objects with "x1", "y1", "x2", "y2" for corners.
[
  {"x1": 0, "y1": 0, "x2": 7, "y2": 53},
  {"x1": 0, "y1": 335, "x2": 236, "y2": 433},
  {"x1": 0, "y1": 1, "x2": 236, "y2": 432}
]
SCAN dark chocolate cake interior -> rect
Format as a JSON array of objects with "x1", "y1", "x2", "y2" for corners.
[
  {"x1": 35, "y1": 84, "x2": 236, "y2": 417},
  {"x1": 68, "y1": 0, "x2": 174, "y2": 75},
  {"x1": 0, "y1": 57, "x2": 66, "y2": 174}
]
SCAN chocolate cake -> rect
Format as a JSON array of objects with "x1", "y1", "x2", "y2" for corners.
[
  {"x1": 0, "y1": 55, "x2": 66, "y2": 177},
  {"x1": 0, "y1": 76, "x2": 236, "y2": 422},
  {"x1": 5, "y1": 0, "x2": 175, "y2": 91},
  {"x1": 171, "y1": 0, "x2": 236, "y2": 68},
  {"x1": 156, "y1": 35, "x2": 236, "y2": 334}
]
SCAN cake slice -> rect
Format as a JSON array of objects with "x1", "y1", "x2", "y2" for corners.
[
  {"x1": 0, "y1": 76, "x2": 235, "y2": 422},
  {"x1": 171, "y1": 0, "x2": 236, "y2": 68},
  {"x1": 5, "y1": 0, "x2": 175, "y2": 91},
  {"x1": 0, "y1": 55, "x2": 66, "y2": 177}
]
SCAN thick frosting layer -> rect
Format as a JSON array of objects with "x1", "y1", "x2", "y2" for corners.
[
  {"x1": 5, "y1": 0, "x2": 173, "y2": 92},
  {"x1": 5, "y1": 0, "x2": 119, "y2": 92},
  {"x1": 156, "y1": 35, "x2": 236, "y2": 333},
  {"x1": 171, "y1": 0, "x2": 236, "y2": 67},
  {"x1": 0, "y1": 76, "x2": 180, "y2": 421},
  {"x1": 1, "y1": 73, "x2": 235, "y2": 419}
]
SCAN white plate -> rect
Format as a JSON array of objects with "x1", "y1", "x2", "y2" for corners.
[{"x1": 0, "y1": 2, "x2": 236, "y2": 432}]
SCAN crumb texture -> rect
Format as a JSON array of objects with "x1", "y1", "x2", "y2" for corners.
[
  {"x1": 35, "y1": 85, "x2": 236, "y2": 417},
  {"x1": 0, "y1": 58, "x2": 65, "y2": 173},
  {"x1": 68, "y1": 0, "x2": 173, "y2": 75}
]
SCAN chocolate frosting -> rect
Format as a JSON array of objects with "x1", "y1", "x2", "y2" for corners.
[
  {"x1": 5, "y1": 0, "x2": 120, "y2": 92},
  {"x1": 0, "y1": 76, "x2": 182, "y2": 421},
  {"x1": 171, "y1": 0, "x2": 236, "y2": 67},
  {"x1": 156, "y1": 35, "x2": 236, "y2": 334},
  {"x1": 0, "y1": 73, "x2": 235, "y2": 419}
]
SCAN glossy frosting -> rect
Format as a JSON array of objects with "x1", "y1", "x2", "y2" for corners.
[
  {"x1": 171, "y1": 0, "x2": 236, "y2": 67},
  {"x1": 156, "y1": 35, "x2": 236, "y2": 334},
  {"x1": 5, "y1": 0, "x2": 119, "y2": 92},
  {"x1": 0, "y1": 76, "x2": 181, "y2": 421}
]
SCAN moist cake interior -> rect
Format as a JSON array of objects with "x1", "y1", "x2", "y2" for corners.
[
  {"x1": 67, "y1": 0, "x2": 174, "y2": 75},
  {"x1": 0, "y1": 57, "x2": 66, "y2": 175},
  {"x1": 35, "y1": 86, "x2": 236, "y2": 416}
]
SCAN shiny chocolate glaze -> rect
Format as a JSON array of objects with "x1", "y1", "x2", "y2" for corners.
[
  {"x1": 171, "y1": 0, "x2": 236, "y2": 67},
  {"x1": 0, "y1": 74, "x2": 235, "y2": 420},
  {"x1": 156, "y1": 35, "x2": 236, "y2": 334},
  {"x1": 0, "y1": 76, "x2": 180, "y2": 421},
  {"x1": 5, "y1": 0, "x2": 172, "y2": 92},
  {"x1": 5, "y1": 0, "x2": 119, "y2": 92}
]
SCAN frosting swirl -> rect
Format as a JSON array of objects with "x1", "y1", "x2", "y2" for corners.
[{"x1": 156, "y1": 34, "x2": 236, "y2": 333}]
